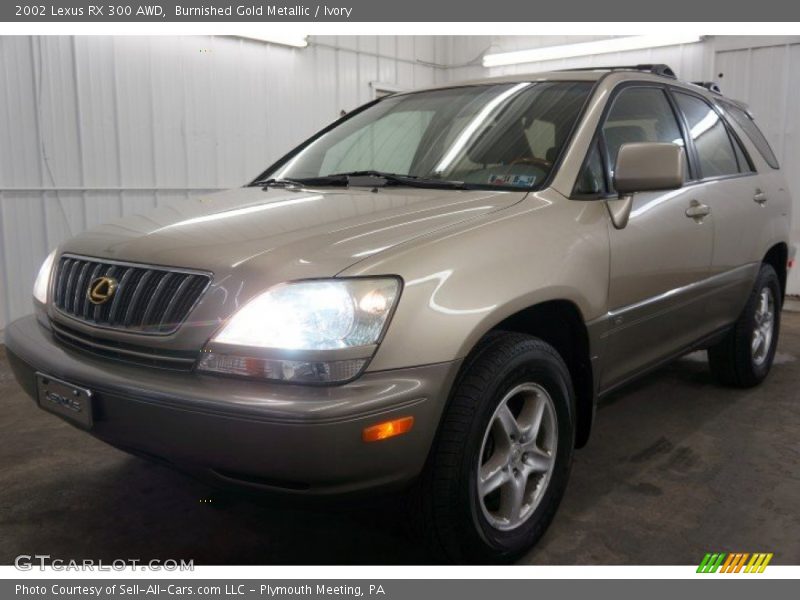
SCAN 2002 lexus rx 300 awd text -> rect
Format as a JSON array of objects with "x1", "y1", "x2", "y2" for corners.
[{"x1": 6, "y1": 64, "x2": 795, "y2": 562}]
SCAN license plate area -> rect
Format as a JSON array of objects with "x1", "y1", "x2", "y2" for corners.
[{"x1": 36, "y1": 373, "x2": 94, "y2": 429}]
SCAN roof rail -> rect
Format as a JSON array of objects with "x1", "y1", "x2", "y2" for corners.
[
  {"x1": 691, "y1": 81, "x2": 722, "y2": 95},
  {"x1": 561, "y1": 64, "x2": 677, "y2": 79}
]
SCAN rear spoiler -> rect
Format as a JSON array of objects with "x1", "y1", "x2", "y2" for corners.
[{"x1": 715, "y1": 95, "x2": 755, "y2": 119}]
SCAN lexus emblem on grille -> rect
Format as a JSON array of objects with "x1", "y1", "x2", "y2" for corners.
[{"x1": 87, "y1": 276, "x2": 118, "y2": 305}]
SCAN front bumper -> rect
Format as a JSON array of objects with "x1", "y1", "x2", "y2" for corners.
[{"x1": 5, "y1": 315, "x2": 459, "y2": 495}]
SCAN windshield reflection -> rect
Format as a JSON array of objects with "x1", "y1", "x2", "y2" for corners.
[{"x1": 262, "y1": 81, "x2": 593, "y2": 191}]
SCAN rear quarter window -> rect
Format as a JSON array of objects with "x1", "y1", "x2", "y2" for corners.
[
  {"x1": 674, "y1": 92, "x2": 740, "y2": 178},
  {"x1": 722, "y1": 103, "x2": 780, "y2": 169}
]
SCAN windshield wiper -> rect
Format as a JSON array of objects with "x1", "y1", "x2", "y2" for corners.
[
  {"x1": 252, "y1": 171, "x2": 470, "y2": 190},
  {"x1": 326, "y1": 171, "x2": 471, "y2": 190},
  {"x1": 250, "y1": 177, "x2": 312, "y2": 189}
]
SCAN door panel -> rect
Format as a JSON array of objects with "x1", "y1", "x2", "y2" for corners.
[
  {"x1": 702, "y1": 176, "x2": 764, "y2": 330},
  {"x1": 671, "y1": 91, "x2": 765, "y2": 332},
  {"x1": 601, "y1": 188, "x2": 714, "y2": 388},
  {"x1": 593, "y1": 85, "x2": 715, "y2": 390}
]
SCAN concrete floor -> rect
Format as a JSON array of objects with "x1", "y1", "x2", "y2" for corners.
[{"x1": 1, "y1": 311, "x2": 799, "y2": 565}]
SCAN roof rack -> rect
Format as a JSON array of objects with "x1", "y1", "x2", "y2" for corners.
[
  {"x1": 692, "y1": 81, "x2": 722, "y2": 95},
  {"x1": 561, "y1": 64, "x2": 677, "y2": 79}
]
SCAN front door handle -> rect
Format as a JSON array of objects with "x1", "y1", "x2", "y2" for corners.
[
  {"x1": 685, "y1": 200, "x2": 711, "y2": 220},
  {"x1": 754, "y1": 189, "x2": 768, "y2": 205}
]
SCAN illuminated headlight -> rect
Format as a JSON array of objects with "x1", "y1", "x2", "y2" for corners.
[
  {"x1": 33, "y1": 250, "x2": 57, "y2": 305},
  {"x1": 198, "y1": 278, "x2": 401, "y2": 383}
]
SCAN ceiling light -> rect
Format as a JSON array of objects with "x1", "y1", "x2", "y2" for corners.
[{"x1": 482, "y1": 35, "x2": 702, "y2": 68}]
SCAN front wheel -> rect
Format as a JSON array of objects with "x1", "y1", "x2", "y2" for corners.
[
  {"x1": 708, "y1": 263, "x2": 782, "y2": 387},
  {"x1": 418, "y1": 332, "x2": 575, "y2": 563}
]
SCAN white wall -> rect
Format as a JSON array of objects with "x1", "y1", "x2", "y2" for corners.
[
  {"x1": 1, "y1": 35, "x2": 798, "y2": 332},
  {"x1": 0, "y1": 35, "x2": 447, "y2": 331}
]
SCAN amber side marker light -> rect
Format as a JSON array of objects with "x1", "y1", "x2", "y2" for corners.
[{"x1": 362, "y1": 416, "x2": 415, "y2": 442}]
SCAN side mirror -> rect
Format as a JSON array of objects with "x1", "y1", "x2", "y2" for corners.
[{"x1": 613, "y1": 142, "x2": 685, "y2": 196}]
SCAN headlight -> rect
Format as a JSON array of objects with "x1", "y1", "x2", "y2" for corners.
[
  {"x1": 33, "y1": 250, "x2": 57, "y2": 305},
  {"x1": 198, "y1": 277, "x2": 401, "y2": 383}
]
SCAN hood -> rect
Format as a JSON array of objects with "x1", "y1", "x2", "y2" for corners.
[
  {"x1": 52, "y1": 185, "x2": 526, "y2": 350},
  {"x1": 61, "y1": 186, "x2": 525, "y2": 281}
]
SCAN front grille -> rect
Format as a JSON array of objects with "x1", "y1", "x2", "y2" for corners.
[
  {"x1": 53, "y1": 255, "x2": 211, "y2": 335},
  {"x1": 52, "y1": 321, "x2": 199, "y2": 371}
]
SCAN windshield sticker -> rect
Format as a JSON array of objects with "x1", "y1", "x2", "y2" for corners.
[{"x1": 488, "y1": 174, "x2": 536, "y2": 187}]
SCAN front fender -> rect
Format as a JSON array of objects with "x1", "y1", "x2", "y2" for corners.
[{"x1": 341, "y1": 190, "x2": 612, "y2": 372}]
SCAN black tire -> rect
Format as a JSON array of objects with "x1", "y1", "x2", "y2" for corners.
[
  {"x1": 708, "y1": 264, "x2": 782, "y2": 388},
  {"x1": 418, "y1": 332, "x2": 575, "y2": 563}
]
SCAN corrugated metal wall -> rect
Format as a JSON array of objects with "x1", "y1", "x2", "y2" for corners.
[{"x1": 0, "y1": 35, "x2": 446, "y2": 331}]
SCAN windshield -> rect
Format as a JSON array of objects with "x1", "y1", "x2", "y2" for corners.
[{"x1": 259, "y1": 81, "x2": 593, "y2": 190}]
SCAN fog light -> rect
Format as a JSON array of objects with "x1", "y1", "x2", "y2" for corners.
[
  {"x1": 362, "y1": 416, "x2": 414, "y2": 442},
  {"x1": 197, "y1": 352, "x2": 367, "y2": 384}
]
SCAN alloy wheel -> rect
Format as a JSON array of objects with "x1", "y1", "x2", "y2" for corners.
[
  {"x1": 477, "y1": 383, "x2": 558, "y2": 531},
  {"x1": 751, "y1": 286, "x2": 775, "y2": 366}
]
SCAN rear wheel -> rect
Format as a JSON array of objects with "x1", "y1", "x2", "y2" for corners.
[
  {"x1": 418, "y1": 332, "x2": 575, "y2": 563},
  {"x1": 708, "y1": 264, "x2": 781, "y2": 387}
]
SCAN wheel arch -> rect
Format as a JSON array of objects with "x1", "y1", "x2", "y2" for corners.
[
  {"x1": 763, "y1": 242, "x2": 788, "y2": 301},
  {"x1": 455, "y1": 299, "x2": 597, "y2": 448}
]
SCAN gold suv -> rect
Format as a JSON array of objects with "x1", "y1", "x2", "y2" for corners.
[{"x1": 6, "y1": 64, "x2": 795, "y2": 562}]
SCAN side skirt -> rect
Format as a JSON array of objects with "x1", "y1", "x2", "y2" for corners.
[{"x1": 596, "y1": 324, "x2": 733, "y2": 400}]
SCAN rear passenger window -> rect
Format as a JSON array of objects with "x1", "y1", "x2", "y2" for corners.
[
  {"x1": 601, "y1": 87, "x2": 688, "y2": 184},
  {"x1": 674, "y1": 93, "x2": 740, "y2": 178},
  {"x1": 731, "y1": 133, "x2": 754, "y2": 173}
]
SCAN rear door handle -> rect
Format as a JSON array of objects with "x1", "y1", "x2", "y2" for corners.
[
  {"x1": 685, "y1": 200, "x2": 711, "y2": 220},
  {"x1": 754, "y1": 189, "x2": 768, "y2": 205}
]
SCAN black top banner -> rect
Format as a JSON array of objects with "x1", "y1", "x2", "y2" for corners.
[{"x1": 3, "y1": 0, "x2": 800, "y2": 21}]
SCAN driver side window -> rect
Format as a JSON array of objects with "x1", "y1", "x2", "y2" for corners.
[
  {"x1": 574, "y1": 86, "x2": 689, "y2": 196},
  {"x1": 602, "y1": 87, "x2": 688, "y2": 185}
]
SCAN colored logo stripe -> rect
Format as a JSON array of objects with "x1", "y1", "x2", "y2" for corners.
[
  {"x1": 697, "y1": 553, "x2": 726, "y2": 573},
  {"x1": 745, "y1": 553, "x2": 773, "y2": 573},
  {"x1": 723, "y1": 553, "x2": 748, "y2": 573},
  {"x1": 697, "y1": 552, "x2": 773, "y2": 573}
]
